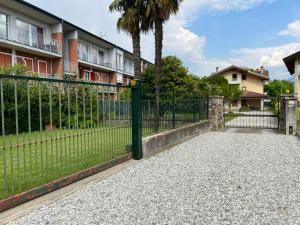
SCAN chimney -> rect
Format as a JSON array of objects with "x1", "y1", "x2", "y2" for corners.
[
  {"x1": 216, "y1": 66, "x2": 219, "y2": 73},
  {"x1": 260, "y1": 66, "x2": 265, "y2": 74}
]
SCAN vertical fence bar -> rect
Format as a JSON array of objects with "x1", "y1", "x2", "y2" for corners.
[
  {"x1": 172, "y1": 90, "x2": 176, "y2": 129},
  {"x1": 14, "y1": 80, "x2": 20, "y2": 192},
  {"x1": 1, "y1": 80, "x2": 7, "y2": 196},
  {"x1": 131, "y1": 80, "x2": 142, "y2": 160}
]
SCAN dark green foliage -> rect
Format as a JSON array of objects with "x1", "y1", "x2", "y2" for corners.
[
  {"x1": 141, "y1": 56, "x2": 200, "y2": 99},
  {"x1": 0, "y1": 65, "x2": 101, "y2": 135},
  {"x1": 264, "y1": 79, "x2": 294, "y2": 107},
  {"x1": 141, "y1": 55, "x2": 242, "y2": 100}
]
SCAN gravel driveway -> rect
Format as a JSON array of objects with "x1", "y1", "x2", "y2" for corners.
[{"x1": 9, "y1": 132, "x2": 300, "y2": 225}]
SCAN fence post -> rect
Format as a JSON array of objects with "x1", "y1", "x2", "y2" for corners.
[
  {"x1": 131, "y1": 80, "x2": 143, "y2": 160},
  {"x1": 279, "y1": 94, "x2": 297, "y2": 135},
  {"x1": 172, "y1": 90, "x2": 175, "y2": 129},
  {"x1": 193, "y1": 93, "x2": 196, "y2": 122}
]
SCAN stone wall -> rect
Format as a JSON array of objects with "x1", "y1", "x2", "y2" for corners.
[
  {"x1": 142, "y1": 120, "x2": 210, "y2": 158},
  {"x1": 279, "y1": 95, "x2": 298, "y2": 135},
  {"x1": 209, "y1": 96, "x2": 224, "y2": 130}
]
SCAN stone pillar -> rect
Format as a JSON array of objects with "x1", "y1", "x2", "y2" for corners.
[
  {"x1": 279, "y1": 95, "x2": 298, "y2": 135},
  {"x1": 295, "y1": 59, "x2": 300, "y2": 100},
  {"x1": 209, "y1": 96, "x2": 224, "y2": 130}
]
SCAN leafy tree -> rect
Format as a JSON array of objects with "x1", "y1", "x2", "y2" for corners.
[
  {"x1": 264, "y1": 80, "x2": 294, "y2": 99},
  {"x1": 265, "y1": 79, "x2": 294, "y2": 108},
  {"x1": 141, "y1": 56, "x2": 198, "y2": 99}
]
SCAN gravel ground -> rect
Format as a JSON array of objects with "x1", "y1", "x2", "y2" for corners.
[{"x1": 9, "y1": 132, "x2": 300, "y2": 225}]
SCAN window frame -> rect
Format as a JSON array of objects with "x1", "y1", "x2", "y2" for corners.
[
  {"x1": 232, "y1": 73, "x2": 238, "y2": 81},
  {"x1": 0, "y1": 13, "x2": 8, "y2": 39},
  {"x1": 16, "y1": 18, "x2": 44, "y2": 47},
  {"x1": 84, "y1": 70, "x2": 91, "y2": 81}
]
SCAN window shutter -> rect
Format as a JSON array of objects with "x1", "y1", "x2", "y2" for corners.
[{"x1": 91, "y1": 71, "x2": 95, "y2": 81}]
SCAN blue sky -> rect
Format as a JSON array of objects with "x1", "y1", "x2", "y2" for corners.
[
  {"x1": 191, "y1": 0, "x2": 300, "y2": 58},
  {"x1": 26, "y1": 0, "x2": 300, "y2": 80}
]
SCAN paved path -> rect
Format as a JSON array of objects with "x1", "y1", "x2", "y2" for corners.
[{"x1": 9, "y1": 132, "x2": 300, "y2": 225}]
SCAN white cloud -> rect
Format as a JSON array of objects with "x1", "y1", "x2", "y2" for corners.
[
  {"x1": 25, "y1": 0, "x2": 288, "y2": 78},
  {"x1": 279, "y1": 20, "x2": 300, "y2": 38},
  {"x1": 160, "y1": 0, "x2": 277, "y2": 73}
]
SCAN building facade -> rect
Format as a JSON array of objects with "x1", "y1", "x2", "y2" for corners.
[
  {"x1": 0, "y1": 0, "x2": 150, "y2": 96},
  {"x1": 213, "y1": 65, "x2": 270, "y2": 110},
  {"x1": 283, "y1": 51, "x2": 300, "y2": 100}
]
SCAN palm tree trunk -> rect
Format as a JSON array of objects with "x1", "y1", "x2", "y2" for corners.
[
  {"x1": 154, "y1": 19, "x2": 163, "y2": 132},
  {"x1": 132, "y1": 27, "x2": 141, "y2": 80}
]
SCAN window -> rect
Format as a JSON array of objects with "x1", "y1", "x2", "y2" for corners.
[
  {"x1": 98, "y1": 50, "x2": 104, "y2": 65},
  {"x1": 116, "y1": 53, "x2": 123, "y2": 70},
  {"x1": 16, "y1": 19, "x2": 44, "y2": 47},
  {"x1": 91, "y1": 48, "x2": 98, "y2": 64},
  {"x1": 84, "y1": 71, "x2": 90, "y2": 81},
  {"x1": 79, "y1": 42, "x2": 89, "y2": 61},
  {"x1": 0, "y1": 13, "x2": 8, "y2": 39},
  {"x1": 242, "y1": 86, "x2": 246, "y2": 91},
  {"x1": 242, "y1": 74, "x2": 247, "y2": 80},
  {"x1": 232, "y1": 74, "x2": 238, "y2": 81},
  {"x1": 16, "y1": 19, "x2": 30, "y2": 44}
]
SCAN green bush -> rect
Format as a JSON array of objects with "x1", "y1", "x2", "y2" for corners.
[{"x1": 0, "y1": 65, "x2": 101, "y2": 135}]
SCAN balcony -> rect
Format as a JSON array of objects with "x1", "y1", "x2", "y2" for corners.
[
  {"x1": 124, "y1": 66, "x2": 134, "y2": 76},
  {"x1": 0, "y1": 22, "x2": 62, "y2": 56},
  {"x1": 124, "y1": 59, "x2": 134, "y2": 76},
  {"x1": 78, "y1": 52, "x2": 114, "y2": 71},
  {"x1": 64, "y1": 60, "x2": 78, "y2": 75}
]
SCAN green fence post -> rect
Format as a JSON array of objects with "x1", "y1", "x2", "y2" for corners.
[
  {"x1": 131, "y1": 80, "x2": 142, "y2": 160},
  {"x1": 193, "y1": 93, "x2": 196, "y2": 122},
  {"x1": 172, "y1": 90, "x2": 176, "y2": 129}
]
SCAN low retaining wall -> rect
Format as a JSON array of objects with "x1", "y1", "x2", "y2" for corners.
[{"x1": 142, "y1": 120, "x2": 210, "y2": 158}]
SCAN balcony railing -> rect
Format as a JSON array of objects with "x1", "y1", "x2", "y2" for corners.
[
  {"x1": 124, "y1": 67, "x2": 134, "y2": 75},
  {"x1": 0, "y1": 22, "x2": 62, "y2": 55},
  {"x1": 64, "y1": 60, "x2": 79, "y2": 75},
  {"x1": 78, "y1": 53, "x2": 113, "y2": 69}
]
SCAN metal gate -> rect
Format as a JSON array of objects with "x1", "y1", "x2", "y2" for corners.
[{"x1": 223, "y1": 97, "x2": 279, "y2": 129}]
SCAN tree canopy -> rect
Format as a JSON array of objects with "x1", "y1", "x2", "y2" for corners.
[{"x1": 141, "y1": 55, "x2": 242, "y2": 100}]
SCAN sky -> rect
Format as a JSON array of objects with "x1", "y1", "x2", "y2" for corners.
[{"x1": 25, "y1": 0, "x2": 300, "y2": 80}]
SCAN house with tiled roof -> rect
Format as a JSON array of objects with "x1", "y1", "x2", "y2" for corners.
[
  {"x1": 212, "y1": 65, "x2": 270, "y2": 110},
  {"x1": 283, "y1": 51, "x2": 300, "y2": 100}
]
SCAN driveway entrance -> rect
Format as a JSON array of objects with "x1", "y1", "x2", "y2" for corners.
[{"x1": 224, "y1": 97, "x2": 279, "y2": 129}]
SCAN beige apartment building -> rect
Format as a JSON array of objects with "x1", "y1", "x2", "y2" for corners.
[
  {"x1": 213, "y1": 65, "x2": 270, "y2": 110},
  {"x1": 0, "y1": 0, "x2": 151, "y2": 97},
  {"x1": 283, "y1": 51, "x2": 300, "y2": 100}
]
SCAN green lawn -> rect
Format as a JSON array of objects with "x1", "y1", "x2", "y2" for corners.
[
  {"x1": 0, "y1": 126, "x2": 132, "y2": 200},
  {"x1": 224, "y1": 115, "x2": 238, "y2": 123}
]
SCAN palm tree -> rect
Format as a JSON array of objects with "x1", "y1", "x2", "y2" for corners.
[
  {"x1": 143, "y1": 0, "x2": 183, "y2": 130},
  {"x1": 109, "y1": 0, "x2": 149, "y2": 79}
]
